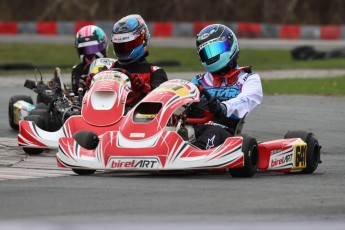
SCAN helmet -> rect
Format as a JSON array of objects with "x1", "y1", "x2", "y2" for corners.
[
  {"x1": 196, "y1": 24, "x2": 240, "y2": 73},
  {"x1": 88, "y1": 58, "x2": 117, "y2": 75},
  {"x1": 75, "y1": 25, "x2": 108, "y2": 64},
  {"x1": 111, "y1": 14, "x2": 150, "y2": 64}
]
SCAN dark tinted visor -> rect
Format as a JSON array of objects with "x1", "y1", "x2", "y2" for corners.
[
  {"x1": 78, "y1": 43, "x2": 105, "y2": 56},
  {"x1": 198, "y1": 40, "x2": 230, "y2": 63},
  {"x1": 113, "y1": 35, "x2": 144, "y2": 55}
]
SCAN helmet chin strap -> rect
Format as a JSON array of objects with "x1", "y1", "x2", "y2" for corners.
[
  {"x1": 212, "y1": 66, "x2": 251, "y2": 87},
  {"x1": 212, "y1": 69, "x2": 239, "y2": 87}
]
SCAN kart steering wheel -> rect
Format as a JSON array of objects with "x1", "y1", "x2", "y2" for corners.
[
  {"x1": 185, "y1": 85, "x2": 215, "y2": 124},
  {"x1": 110, "y1": 68, "x2": 141, "y2": 105}
]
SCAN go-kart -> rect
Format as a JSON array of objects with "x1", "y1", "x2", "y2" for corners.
[
  {"x1": 18, "y1": 69, "x2": 137, "y2": 155},
  {"x1": 8, "y1": 67, "x2": 73, "y2": 131},
  {"x1": 56, "y1": 79, "x2": 321, "y2": 177}
]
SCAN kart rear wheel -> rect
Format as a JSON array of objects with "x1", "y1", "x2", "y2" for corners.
[
  {"x1": 72, "y1": 168, "x2": 96, "y2": 175},
  {"x1": 284, "y1": 130, "x2": 321, "y2": 174},
  {"x1": 229, "y1": 134, "x2": 258, "y2": 178},
  {"x1": 8, "y1": 95, "x2": 33, "y2": 130},
  {"x1": 22, "y1": 115, "x2": 45, "y2": 154}
]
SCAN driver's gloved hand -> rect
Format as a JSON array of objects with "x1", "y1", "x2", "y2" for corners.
[
  {"x1": 208, "y1": 98, "x2": 227, "y2": 116},
  {"x1": 85, "y1": 73, "x2": 95, "y2": 91},
  {"x1": 130, "y1": 74, "x2": 145, "y2": 92},
  {"x1": 185, "y1": 103, "x2": 204, "y2": 118}
]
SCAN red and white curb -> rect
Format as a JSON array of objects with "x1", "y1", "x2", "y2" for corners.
[{"x1": 1, "y1": 21, "x2": 345, "y2": 40}]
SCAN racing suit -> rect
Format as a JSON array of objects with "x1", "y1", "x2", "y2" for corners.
[
  {"x1": 110, "y1": 56, "x2": 168, "y2": 103},
  {"x1": 71, "y1": 62, "x2": 90, "y2": 96},
  {"x1": 190, "y1": 66, "x2": 263, "y2": 150}
]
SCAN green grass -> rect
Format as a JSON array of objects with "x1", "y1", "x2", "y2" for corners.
[
  {"x1": 0, "y1": 43, "x2": 76, "y2": 67},
  {"x1": 2, "y1": 43, "x2": 345, "y2": 72},
  {"x1": 262, "y1": 76, "x2": 345, "y2": 96},
  {"x1": 1, "y1": 43, "x2": 345, "y2": 95},
  {"x1": 151, "y1": 47, "x2": 345, "y2": 71}
]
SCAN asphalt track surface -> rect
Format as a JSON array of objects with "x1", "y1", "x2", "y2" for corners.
[
  {"x1": 1, "y1": 36, "x2": 345, "y2": 228},
  {"x1": 0, "y1": 71, "x2": 345, "y2": 229}
]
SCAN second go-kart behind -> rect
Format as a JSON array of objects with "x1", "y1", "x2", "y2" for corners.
[
  {"x1": 57, "y1": 79, "x2": 321, "y2": 177},
  {"x1": 8, "y1": 67, "x2": 78, "y2": 131},
  {"x1": 18, "y1": 68, "x2": 138, "y2": 155}
]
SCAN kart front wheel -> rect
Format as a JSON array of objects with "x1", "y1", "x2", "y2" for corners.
[
  {"x1": 229, "y1": 134, "x2": 258, "y2": 178},
  {"x1": 284, "y1": 130, "x2": 321, "y2": 174},
  {"x1": 23, "y1": 147, "x2": 44, "y2": 155},
  {"x1": 22, "y1": 115, "x2": 46, "y2": 155},
  {"x1": 72, "y1": 168, "x2": 96, "y2": 175}
]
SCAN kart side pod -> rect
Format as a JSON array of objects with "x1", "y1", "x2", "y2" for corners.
[{"x1": 73, "y1": 130, "x2": 99, "y2": 150}]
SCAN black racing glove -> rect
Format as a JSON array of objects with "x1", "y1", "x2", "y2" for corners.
[{"x1": 208, "y1": 98, "x2": 227, "y2": 117}]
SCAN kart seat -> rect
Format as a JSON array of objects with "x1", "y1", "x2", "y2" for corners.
[{"x1": 228, "y1": 115, "x2": 246, "y2": 136}]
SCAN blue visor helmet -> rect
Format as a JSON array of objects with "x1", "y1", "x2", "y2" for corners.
[{"x1": 196, "y1": 24, "x2": 240, "y2": 73}]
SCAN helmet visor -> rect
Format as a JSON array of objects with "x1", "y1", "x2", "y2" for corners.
[
  {"x1": 113, "y1": 35, "x2": 144, "y2": 56},
  {"x1": 78, "y1": 43, "x2": 105, "y2": 56},
  {"x1": 198, "y1": 40, "x2": 230, "y2": 63}
]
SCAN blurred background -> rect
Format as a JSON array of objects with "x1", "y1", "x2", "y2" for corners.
[
  {"x1": 1, "y1": 0, "x2": 345, "y2": 24},
  {"x1": 1, "y1": 0, "x2": 345, "y2": 80}
]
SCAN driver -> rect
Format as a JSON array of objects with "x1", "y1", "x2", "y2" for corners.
[
  {"x1": 107, "y1": 14, "x2": 168, "y2": 103},
  {"x1": 71, "y1": 25, "x2": 108, "y2": 95},
  {"x1": 190, "y1": 24, "x2": 263, "y2": 150}
]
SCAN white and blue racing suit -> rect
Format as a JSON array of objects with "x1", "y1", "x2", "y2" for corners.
[{"x1": 190, "y1": 66, "x2": 263, "y2": 149}]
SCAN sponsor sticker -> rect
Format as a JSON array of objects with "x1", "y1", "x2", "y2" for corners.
[
  {"x1": 156, "y1": 83, "x2": 190, "y2": 97},
  {"x1": 129, "y1": 133, "x2": 146, "y2": 138},
  {"x1": 294, "y1": 140, "x2": 307, "y2": 169},
  {"x1": 109, "y1": 158, "x2": 160, "y2": 169},
  {"x1": 134, "y1": 113, "x2": 156, "y2": 119},
  {"x1": 270, "y1": 153, "x2": 293, "y2": 167}
]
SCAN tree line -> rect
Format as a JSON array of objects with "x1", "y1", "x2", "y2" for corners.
[{"x1": 1, "y1": 0, "x2": 345, "y2": 25}]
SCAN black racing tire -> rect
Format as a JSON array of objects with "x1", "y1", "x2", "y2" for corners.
[
  {"x1": 24, "y1": 115, "x2": 45, "y2": 129},
  {"x1": 291, "y1": 45, "x2": 326, "y2": 60},
  {"x1": 36, "y1": 94, "x2": 42, "y2": 104},
  {"x1": 73, "y1": 130, "x2": 99, "y2": 150},
  {"x1": 35, "y1": 103, "x2": 49, "y2": 110},
  {"x1": 23, "y1": 147, "x2": 44, "y2": 155},
  {"x1": 284, "y1": 130, "x2": 321, "y2": 174},
  {"x1": 8, "y1": 95, "x2": 33, "y2": 130},
  {"x1": 22, "y1": 115, "x2": 46, "y2": 154},
  {"x1": 29, "y1": 109, "x2": 50, "y2": 131},
  {"x1": 229, "y1": 134, "x2": 258, "y2": 178},
  {"x1": 72, "y1": 168, "x2": 96, "y2": 175}
]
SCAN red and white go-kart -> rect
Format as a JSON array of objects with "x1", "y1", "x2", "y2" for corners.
[
  {"x1": 18, "y1": 69, "x2": 139, "y2": 155},
  {"x1": 56, "y1": 78, "x2": 321, "y2": 177}
]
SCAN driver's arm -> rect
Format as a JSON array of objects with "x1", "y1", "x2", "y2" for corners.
[{"x1": 221, "y1": 73, "x2": 263, "y2": 119}]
